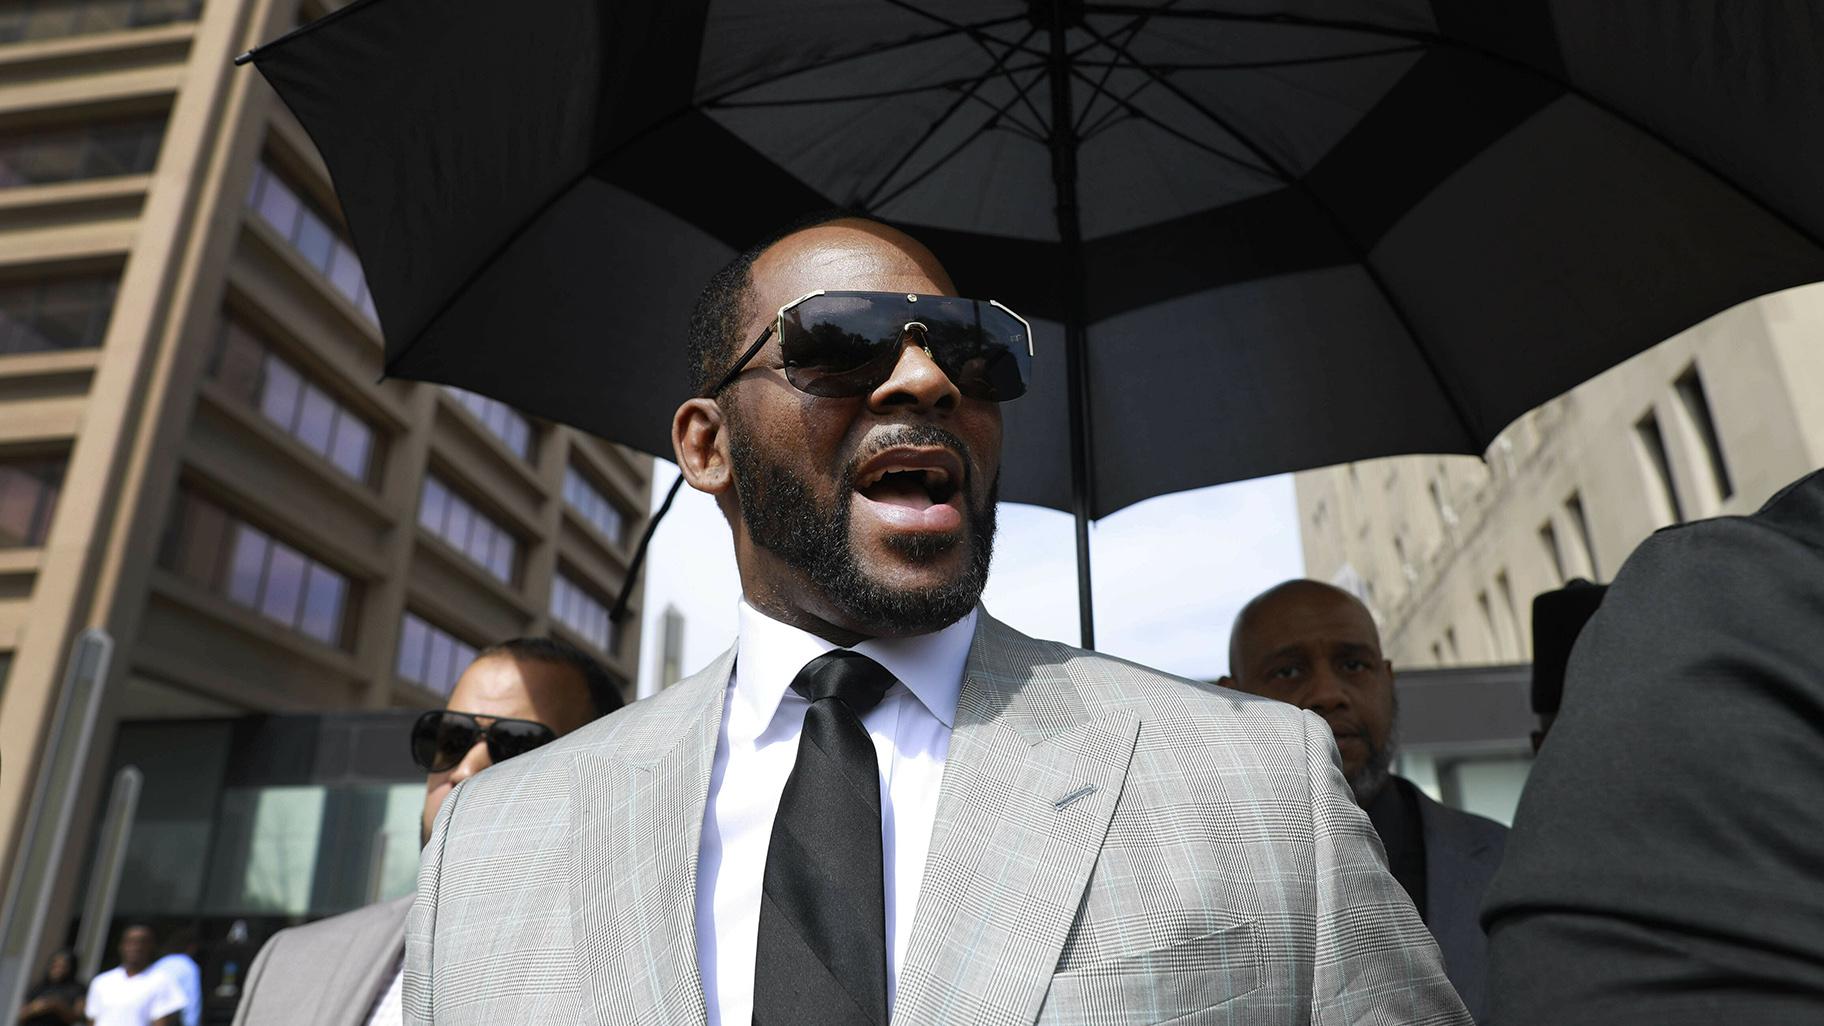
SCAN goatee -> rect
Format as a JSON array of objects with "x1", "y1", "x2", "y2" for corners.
[{"x1": 729, "y1": 421, "x2": 997, "y2": 635}]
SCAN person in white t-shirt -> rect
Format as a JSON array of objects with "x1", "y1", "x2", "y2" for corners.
[{"x1": 85, "y1": 925, "x2": 186, "y2": 1026}]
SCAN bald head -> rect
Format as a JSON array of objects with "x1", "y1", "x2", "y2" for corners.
[
  {"x1": 1220, "y1": 579, "x2": 1397, "y2": 804},
  {"x1": 686, "y1": 215, "x2": 954, "y2": 397},
  {"x1": 1227, "y1": 579, "x2": 1379, "y2": 676}
]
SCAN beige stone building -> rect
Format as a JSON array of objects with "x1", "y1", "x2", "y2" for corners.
[
  {"x1": 0, "y1": 0, "x2": 651, "y2": 984},
  {"x1": 1296, "y1": 283, "x2": 1824, "y2": 669}
]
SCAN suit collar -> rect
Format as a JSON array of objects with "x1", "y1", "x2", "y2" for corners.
[{"x1": 730, "y1": 601, "x2": 973, "y2": 734}]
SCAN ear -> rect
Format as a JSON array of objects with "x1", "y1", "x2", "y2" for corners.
[{"x1": 673, "y1": 397, "x2": 733, "y2": 496}]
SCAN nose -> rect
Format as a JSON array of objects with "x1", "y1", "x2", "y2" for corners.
[
  {"x1": 868, "y1": 331, "x2": 960, "y2": 412},
  {"x1": 446, "y1": 737, "x2": 493, "y2": 785},
  {"x1": 1300, "y1": 667, "x2": 1353, "y2": 716}
]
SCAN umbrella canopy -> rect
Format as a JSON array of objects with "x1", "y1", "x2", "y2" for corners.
[{"x1": 246, "y1": 0, "x2": 1824, "y2": 637}]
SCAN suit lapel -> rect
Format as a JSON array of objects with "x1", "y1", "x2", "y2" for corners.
[
  {"x1": 894, "y1": 616, "x2": 1139, "y2": 1026},
  {"x1": 569, "y1": 647, "x2": 734, "y2": 1026}
]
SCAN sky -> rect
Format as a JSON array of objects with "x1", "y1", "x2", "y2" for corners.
[{"x1": 635, "y1": 463, "x2": 1304, "y2": 694}]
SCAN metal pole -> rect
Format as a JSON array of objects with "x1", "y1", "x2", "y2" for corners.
[
  {"x1": 1045, "y1": 1, "x2": 1098, "y2": 649},
  {"x1": 75, "y1": 766, "x2": 141, "y2": 982},
  {"x1": 0, "y1": 629, "x2": 114, "y2": 1015}
]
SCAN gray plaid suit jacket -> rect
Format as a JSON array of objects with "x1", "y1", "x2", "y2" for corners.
[{"x1": 405, "y1": 612, "x2": 1468, "y2": 1025}]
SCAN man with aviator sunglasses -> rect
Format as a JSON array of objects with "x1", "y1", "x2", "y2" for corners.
[
  {"x1": 408, "y1": 217, "x2": 1468, "y2": 1025},
  {"x1": 233, "y1": 637, "x2": 618, "y2": 1026}
]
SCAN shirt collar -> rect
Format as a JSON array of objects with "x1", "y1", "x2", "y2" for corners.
[{"x1": 732, "y1": 600, "x2": 975, "y2": 733}]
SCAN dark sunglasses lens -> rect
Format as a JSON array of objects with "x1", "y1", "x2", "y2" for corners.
[
  {"x1": 411, "y1": 712, "x2": 478, "y2": 772},
  {"x1": 485, "y1": 719, "x2": 557, "y2": 764},
  {"x1": 917, "y1": 297, "x2": 1030, "y2": 401},
  {"x1": 780, "y1": 297, "x2": 903, "y2": 397},
  {"x1": 780, "y1": 293, "x2": 1029, "y2": 401}
]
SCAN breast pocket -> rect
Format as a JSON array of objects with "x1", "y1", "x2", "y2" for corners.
[{"x1": 1040, "y1": 919, "x2": 1262, "y2": 1026}]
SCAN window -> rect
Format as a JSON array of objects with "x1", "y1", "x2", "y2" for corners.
[
  {"x1": 1444, "y1": 626, "x2": 1459, "y2": 660},
  {"x1": 0, "y1": 275, "x2": 117, "y2": 354},
  {"x1": 443, "y1": 387, "x2": 533, "y2": 460},
  {"x1": 563, "y1": 465, "x2": 626, "y2": 544},
  {"x1": 1675, "y1": 365, "x2": 1733, "y2": 503},
  {"x1": 1634, "y1": 411, "x2": 1684, "y2": 525},
  {"x1": 0, "y1": 116, "x2": 165, "y2": 187},
  {"x1": 394, "y1": 612, "x2": 476, "y2": 696},
  {"x1": 551, "y1": 571, "x2": 616, "y2": 655},
  {"x1": 1477, "y1": 591, "x2": 1501, "y2": 659},
  {"x1": 161, "y1": 490, "x2": 353, "y2": 647},
  {"x1": 1565, "y1": 492, "x2": 1599, "y2": 580},
  {"x1": 211, "y1": 319, "x2": 380, "y2": 482},
  {"x1": 1430, "y1": 641, "x2": 1444, "y2": 666},
  {"x1": 245, "y1": 161, "x2": 378, "y2": 323},
  {"x1": 418, "y1": 475, "x2": 518, "y2": 584},
  {"x1": 0, "y1": 459, "x2": 64, "y2": 546},
  {"x1": 1539, "y1": 521, "x2": 1565, "y2": 584},
  {"x1": 1497, "y1": 570, "x2": 1525, "y2": 659},
  {"x1": 0, "y1": 0, "x2": 203, "y2": 45}
]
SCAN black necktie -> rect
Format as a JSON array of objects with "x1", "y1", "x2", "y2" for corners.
[{"x1": 753, "y1": 650, "x2": 897, "y2": 1026}]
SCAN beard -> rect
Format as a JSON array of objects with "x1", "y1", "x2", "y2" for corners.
[
  {"x1": 1346, "y1": 693, "x2": 1399, "y2": 805},
  {"x1": 728, "y1": 419, "x2": 997, "y2": 635}
]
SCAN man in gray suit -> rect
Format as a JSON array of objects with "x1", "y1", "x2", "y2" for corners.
[
  {"x1": 406, "y1": 217, "x2": 1468, "y2": 1025},
  {"x1": 232, "y1": 638, "x2": 619, "y2": 1026},
  {"x1": 1220, "y1": 579, "x2": 1506, "y2": 1020}
]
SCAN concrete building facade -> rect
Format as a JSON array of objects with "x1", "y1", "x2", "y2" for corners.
[
  {"x1": 0, "y1": 0, "x2": 652, "y2": 984},
  {"x1": 1296, "y1": 283, "x2": 1824, "y2": 669}
]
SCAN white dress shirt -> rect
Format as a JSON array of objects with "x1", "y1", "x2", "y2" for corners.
[{"x1": 695, "y1": 601, "x2": 975, "y2": 1026}]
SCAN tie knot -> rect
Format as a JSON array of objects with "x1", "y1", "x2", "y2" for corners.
[{"x1": 790, "y1": 650, "x2": 896, "y2": 715}]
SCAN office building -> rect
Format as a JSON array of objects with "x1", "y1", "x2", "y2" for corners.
[{"x1": 0, "y1": 0, "x2": 653, "y2": 985}]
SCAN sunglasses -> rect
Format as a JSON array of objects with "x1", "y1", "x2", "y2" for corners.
[
  {"x1": 707, "y1": 290, "x2": 1034, "y2": 402},
  {"x1": 409, "y1": 709, "x2": 557, "y2": 773}
]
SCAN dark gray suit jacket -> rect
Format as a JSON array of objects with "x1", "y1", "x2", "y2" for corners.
[
  {"x1": 1482, "y1": 469, "x2": 1824, "y2": 1024},
  {"x1": 232, "y1": 896, "x2": 410, "y2": 1026},
  {"x1": 1411, "y1": 785, "x2": 1506, "y2": 1023}
]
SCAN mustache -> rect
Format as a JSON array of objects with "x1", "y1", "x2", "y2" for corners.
[{"x1": 845, "y1": 423, "x2": 976, "y2": 490}]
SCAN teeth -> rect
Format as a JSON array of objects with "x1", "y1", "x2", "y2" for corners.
[{"x1": 860, "y1": 463, "x2": 953, "y2": 491}]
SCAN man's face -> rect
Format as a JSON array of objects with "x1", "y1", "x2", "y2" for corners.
[
  {"x1": 420, "y1": 655, "x2": 596, "y2": 845},
  {"x1": 119, "y1": 927, "x2": 154, "y2": 973},
  {"x1": 713, "y1": 222, "x2": 1004, "y2": 639},
  {"x1": 1222, "y1": 585, "x2": 1397, "y2": 804}
]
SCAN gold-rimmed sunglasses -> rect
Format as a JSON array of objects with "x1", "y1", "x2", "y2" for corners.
[{"x1": 705, "y1": 290, "x2": 1035, "y2": 402}]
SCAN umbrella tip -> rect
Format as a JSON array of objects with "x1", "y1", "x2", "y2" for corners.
[{"x1": 233, "y1": 49, "x2": 254, "y2": 66}]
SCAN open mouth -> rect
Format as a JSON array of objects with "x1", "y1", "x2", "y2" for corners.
[
  {"x1": 853, "y1": 448, "x2": 966, "y2": 532},
  {"x1": 858, "y1": 465, "x2": 956, "y2": 510}
]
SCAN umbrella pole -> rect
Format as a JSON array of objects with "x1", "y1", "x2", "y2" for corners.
[{"x1": 1045, "y1": 3, "x2": 1097, "y2": 650}]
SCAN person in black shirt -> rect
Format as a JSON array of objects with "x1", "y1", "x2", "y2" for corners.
[
  {"x1": 1221, "y1": 579, "x2": 1507, "y2": 1021},
  {"x1": 17, "y1": 949, "x2": 84, "y2": 1026}
]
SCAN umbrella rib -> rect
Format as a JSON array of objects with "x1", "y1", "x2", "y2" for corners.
[
  {"x1": 1074, "y1": 44, "x2": 1424, "y2": 73},
  {"x1": 1071, "y1": 6, "x2": 1162, "y2": 135},
  {"x1": 1078, "y1": 18, "x2": 1484, "y2": 447},
  {"x1": 868, "y1": 65, "x2": 1052, "y2": 212},
  {"x1": 857, "y1": 25, "x2": 1041, "y2": 210},
  {"x1": 705, "y1": 66, "x2": 1047, "y2": 109},
  {"x1": 1068, "y1": 68, "x2": 1280, "y2": 177},
  {"x1": 884, "y1": 0, "x2": 1056, "y2": 141},
  {"x1": 697, "y1": 13, "x2": 1032, "y2": 107},
  {"x1": 1081, "y1": 4, "x2": 1824, "y2": 253}
]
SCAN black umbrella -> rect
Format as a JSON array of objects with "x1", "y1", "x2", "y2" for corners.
[{"x1": 243, "y1": 1, "x2": 1824, "y2": 647}]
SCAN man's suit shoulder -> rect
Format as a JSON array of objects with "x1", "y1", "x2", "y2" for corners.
[
  {"x1": 1038, "y1": 633, "x2": 1318, "y2": 742},
  {"x1": 444, "y1": 646, "x2": 735, "y2": 810},
  {"x1": 262, "y1": 894, "x2": 411, "y2": 956},
  {"x1": 1413, "y1": 786, "x2": 1508, "y2": 857}
]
